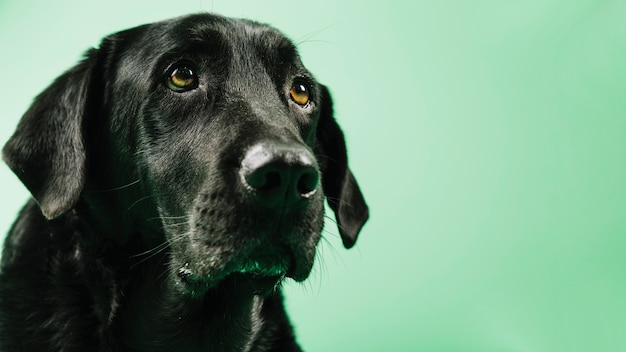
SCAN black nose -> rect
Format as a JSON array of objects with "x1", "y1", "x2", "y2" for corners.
[{"x1": 240, "y1": 142, "x2": 320, "y2": 207}]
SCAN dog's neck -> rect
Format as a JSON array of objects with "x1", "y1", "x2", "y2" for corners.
[{"x1": 117, "y1": 255, "x2": 267, "y2": 352}]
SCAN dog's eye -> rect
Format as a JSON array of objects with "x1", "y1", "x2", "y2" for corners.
[
  {"x1": 290, "y1": 81, "x2": 311, "y2": 106},
  {"x1": 166, "y1": 65, "x2": 198, "y2": 92}
]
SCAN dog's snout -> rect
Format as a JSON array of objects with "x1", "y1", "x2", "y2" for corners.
[{"x1": 240, "y1": 142, "x2": 319, "y2": 206}]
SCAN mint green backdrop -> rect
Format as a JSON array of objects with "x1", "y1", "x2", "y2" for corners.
[{"x1": 1, "y1": 1, "x2": 626, "y2": 350}]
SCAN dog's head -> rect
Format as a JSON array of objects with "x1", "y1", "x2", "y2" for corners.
[{"x1": 2, "y1": 14, "x2": 368, "y2": 295}]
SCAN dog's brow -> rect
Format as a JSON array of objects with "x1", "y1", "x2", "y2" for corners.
[
  {"x1": 255, "y1": 31, "x2": 298, "y2": 64},
  {"x1": 187, "y1": 27, "x2": 214, "y2": 40},
  {"x1": 186, "y1": 28, "x2": 225, "y2": 46},
  {"x1": 164, "y1": 26, "x2": 231, "y2": 59}
]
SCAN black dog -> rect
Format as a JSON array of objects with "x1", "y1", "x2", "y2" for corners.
[{"x1": 0, "y1": 13, "x2": 368, "y2": 351}]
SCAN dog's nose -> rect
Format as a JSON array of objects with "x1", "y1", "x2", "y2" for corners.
[{"x1": 240, "y1": 142, "x2": 319, "y2": 207}]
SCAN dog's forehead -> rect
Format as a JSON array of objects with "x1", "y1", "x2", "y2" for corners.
[{"x1": 157, "y1": 14, "x2": 298, "y2": 60}]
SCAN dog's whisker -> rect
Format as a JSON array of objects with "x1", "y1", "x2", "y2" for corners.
[
  {"x1": 128, "y1": 232, "x2": 190, "y2": 269},
  {"x1": 129, "y1": 250, "x2": 168, "y2": 269},
  {"x1": 156, "y1": 265, "x2": 172, "y2": 281},
  {"x1": 165, "y1": 232, "x2": 192, "y2": 245},
  {"x1": 295, "y1": 24, "x2": 335, "y2": 46},
  {"x1": 157, "y1": 215, "x2": 190, "y2": 220},
  {"x1": 155, "y1": 254, "x2": 175, "y2": 281},
  {"x1": 162, "y1": 216, "x2": 192, "y2": 227},
  {"x1": 324, "y1": 195, "x2": 359, "y2": 209},
  {"x1": 162, "y1": 221, "x2": 191, "y2": 229},
  {"x1": 126, "y1": 195, "x2": 155, "y2": 212},
  {"x1": 311, "y1": 242, "x2": 329, "y2": 297},
  {"x1": 322, "y1": 216, "x2": 343, "y2": 239},
  {"x1": 296, "y1": 39, "x2": 336, "y2": 47},
  {"x1": 319, "y1": 233, "x2": 344, "y2": 268},
  {"x1": 146, "y1": 215, "x2": 191, "y2": 225},
  {"x1": 129, "y1": 241, "x2": 171, "y2": 259},
  {"x1": 311, "y1": 151, "x2": 339, "y2": 164},
  {"x1": 323, "y1": 214, "x2": 338, "y2": 224},
  {"x1": 129, "y1": 232, "x2": 186, "y2": 259},
  {"x1": 322, "y1": 230, "x2": 341, "y2": 240},
  {"x1": 88, "y1": 179, "x2": 141, "y2": 193}
]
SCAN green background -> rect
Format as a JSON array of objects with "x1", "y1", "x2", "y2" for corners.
[{"x1": 2, "y1": 0, "x2": 626, "y2": 350}]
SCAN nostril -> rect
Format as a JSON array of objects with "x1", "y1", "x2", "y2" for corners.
[{"x1": 296, "y1": 169, "x2": 319, "y2": 197}]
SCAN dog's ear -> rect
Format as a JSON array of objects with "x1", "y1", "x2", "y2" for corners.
[
  {"x1": 316, "y1": 85, "x2": 369, "y2": 249},
  {"x1": 2, "y1": 49, "x2": 101, "y2": 220}
]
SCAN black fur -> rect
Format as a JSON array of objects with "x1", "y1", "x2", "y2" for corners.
[{"x1": 0, "y1": 14, "x2": 368, "y2": 351}]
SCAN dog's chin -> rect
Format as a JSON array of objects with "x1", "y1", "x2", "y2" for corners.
[
  {"x1": 174, "y1": 254, "x2": 312, "y2": 298},
  {"x1": 175, "y1": 272, "x2": 282, "y2": 299},
  {"x1": 223, "y1": 273, "x2": 287, "y2": 297}
]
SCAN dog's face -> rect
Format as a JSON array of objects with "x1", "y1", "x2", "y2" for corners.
[
  {"x1": 114, "y1": 15, "x2": 328, "y2": 292},
  {"x1": 3, "y1": 14, "x2": 368, "y2": 296}
]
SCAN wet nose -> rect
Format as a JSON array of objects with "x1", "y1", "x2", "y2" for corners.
[{"x1": 240, "y1": 142, "x2": 320, "y2": 207}]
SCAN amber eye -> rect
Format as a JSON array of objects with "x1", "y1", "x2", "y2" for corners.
[
  {"x1": 166, "y1": 64, "x2": 198, "y2": 92},
  {"x1": 290, "y1": 80, "x2": 311, "y2": 106}
]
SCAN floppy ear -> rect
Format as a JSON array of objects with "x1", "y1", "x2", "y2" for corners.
[
  {"x1": 316, "y1": 85, "x2": 369, "y2": 249},
  {"x1": 2, "y1": 50, "x2": 100, "y2": 220}
]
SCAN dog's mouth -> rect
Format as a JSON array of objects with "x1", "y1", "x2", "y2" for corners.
[
  {"x1": 238, "y1": 253, "x2": 291, "y2": 277},
  {"x1": 177, "y1": 271, "x2": 286, "y2": 299},
  {"x1": 175, "y1": 253, "x2": 295, "y2": 297},
  {"x1": 172, "y1": 237, "x2": 313, "y2": 297}
]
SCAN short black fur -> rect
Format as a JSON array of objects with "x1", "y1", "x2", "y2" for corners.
[{"x1": 0, "y1": 13, "x2": 368, "y2": 351}]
